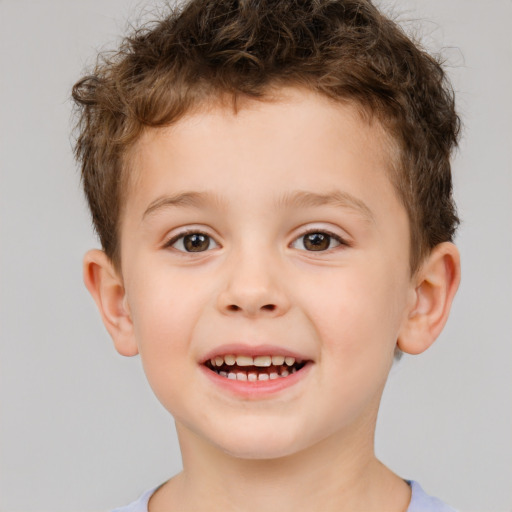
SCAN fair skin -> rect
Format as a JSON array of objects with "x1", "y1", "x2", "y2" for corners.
[{"x1": 84, "y1": 88, "x2": 460, "y2": 512}]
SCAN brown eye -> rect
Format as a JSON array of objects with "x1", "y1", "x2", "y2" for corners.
[
  {"x1": 291, "y1": 231, "x2": 343, "y2": 252},
  {"x1": 183, "y1": 233, "x2": 210, "y2": 252},
  {"x1": 168, "y1": 232, "x2": 219, "y2": 252},
  {"x1": 303, "y1": 232, "x2": 331, "y2": 251}
]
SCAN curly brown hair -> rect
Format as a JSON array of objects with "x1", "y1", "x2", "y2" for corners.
[{"x1": 72, "y1": 0, "x2": 460, "y2": 273}]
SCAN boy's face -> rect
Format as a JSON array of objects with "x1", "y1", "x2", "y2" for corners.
[{"x1": 117, "y1": 88, "x2": 414, "y2": 458}]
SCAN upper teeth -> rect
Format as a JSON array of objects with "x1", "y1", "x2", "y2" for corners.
[{"x1": 210, "y1": 355, "x2": 297, "y2": 367}]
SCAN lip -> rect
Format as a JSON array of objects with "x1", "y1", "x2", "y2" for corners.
[{"x1": 198, "y1": 343, "x2": 314, "y2": 399}]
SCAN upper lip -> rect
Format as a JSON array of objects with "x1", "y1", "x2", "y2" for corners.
[{"x1": 200, "y1": 343, "x2": 312, "y2": 364}]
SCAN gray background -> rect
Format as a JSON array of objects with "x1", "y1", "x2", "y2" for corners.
[{"x1": 1, "y1": 0, "x2": 511, "y2": 510}]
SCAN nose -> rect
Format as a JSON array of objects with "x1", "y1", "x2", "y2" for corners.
[{"x1": 216, "y1": 252, "x2": 290, "y2": 318}]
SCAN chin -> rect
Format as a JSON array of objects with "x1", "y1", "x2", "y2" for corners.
[
  {"x1": 209, "y1": 424, "x2": 310, "y2": 461},
  {"x1": 177, "y1": 407, "x2": 329, "y2": 462},
  {"x1": 221, "y1": 446, "x2": 301, "y2": 461},
  {"x1": 221, "y1": 443, "x2": 297, "y2": 460}
]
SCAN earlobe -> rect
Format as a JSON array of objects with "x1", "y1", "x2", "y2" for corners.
[
  {"x1": 83, "y1": 249, "x2": 139, "y2": 357},
  {"x1": 397, "y1": 242, "x2": 461, "y2": 355}
]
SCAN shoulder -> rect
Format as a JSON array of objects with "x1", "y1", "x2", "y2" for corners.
[
  {"x1": 110, "y1": 487, "x2": 159, "y2": 512},
  {"x1": 407, "y1": 480, "x2": 457, "y2": 512}
]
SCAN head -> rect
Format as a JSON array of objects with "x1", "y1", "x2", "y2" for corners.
[{"x1": 73, "y1": 0, "x2": 461, "y2": 459}]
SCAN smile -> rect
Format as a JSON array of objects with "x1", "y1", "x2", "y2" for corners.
[{"x1": 204, "y1": 354, "x2": 307, "y2": 381}]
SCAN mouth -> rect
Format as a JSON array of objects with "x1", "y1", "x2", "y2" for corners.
[{"x1": 203, "y1": 354, "x2": 309, "y2": 382}]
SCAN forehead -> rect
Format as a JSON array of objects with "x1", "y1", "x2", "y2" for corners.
[
  {"x1": 128, "y1": 88, "x2": 397, "y2": 189},
  {"x1": 122, "y1": 87, "x2": 401, "y2": 228}
]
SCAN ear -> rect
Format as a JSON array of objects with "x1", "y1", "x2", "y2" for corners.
[
  {"x1": 83, "y1": 249, "x2": 139, "y2": 357},
  {"x1": 397, "y1": 242, "x2": 461, "y2": 355}
]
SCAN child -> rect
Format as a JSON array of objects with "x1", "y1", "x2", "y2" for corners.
[{"x1": 72, "y1": 0, "x2": 461, "y2": 510}]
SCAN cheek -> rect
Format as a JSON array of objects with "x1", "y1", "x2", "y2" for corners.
[
  {"x1": 125, "y1": 267, "x2": 211, "y2": 375},
  {"x1": 296, "y1": 268, "x2": 407, "y2": 428},
  {"x1": 298, "y1": 264, "x2": 406, "y2": 361},
  {"x1": 125, "y1": 273, "x2": 205, "y2": 413}
]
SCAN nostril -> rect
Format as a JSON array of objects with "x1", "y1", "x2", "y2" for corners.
[{"x1": 225, "y1": 304, "x2": 276, "y2": 313}]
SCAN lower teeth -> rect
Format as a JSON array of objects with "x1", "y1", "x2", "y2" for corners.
[{"x1": 215, "y1": 366, "x2": 298, "y2": 381}]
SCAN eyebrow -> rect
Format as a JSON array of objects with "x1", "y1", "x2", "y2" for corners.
[
  {"x1": 276, "y1": 190, "x2": 375, "y2": 223},
  {"x1": 142, "y1": 189, "x2": 374, "y2": 223},
  {"x1": 142, "y1": 191, "x2": 223, "y2": 220}
]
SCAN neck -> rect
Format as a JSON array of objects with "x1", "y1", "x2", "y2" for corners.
[{"x1": 149, "y1": 412, "x2": 410, "y2": 512}]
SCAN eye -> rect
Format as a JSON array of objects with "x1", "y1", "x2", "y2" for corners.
[
  {"x1": 291, "y1": 231, "x2": 344, "y2": 252},
  {"x1": 166, "y1": 231, "x2": 219, "y2": 253}
]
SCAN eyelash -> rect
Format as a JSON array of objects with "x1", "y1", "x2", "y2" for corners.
[
  {"x1": 291, "y1": 229, "x2": 348, "y2": 252},
  {"x1": 164, "y1": 229, "x2": 219, "y2": 253},
  {"x1": 164, "y1": 228, "x2": 349, "y2": 253}
]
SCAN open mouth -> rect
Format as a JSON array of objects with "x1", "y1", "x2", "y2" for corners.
[{"x1": 204, "y1": 354, "x2": 308, "y2": 382}]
